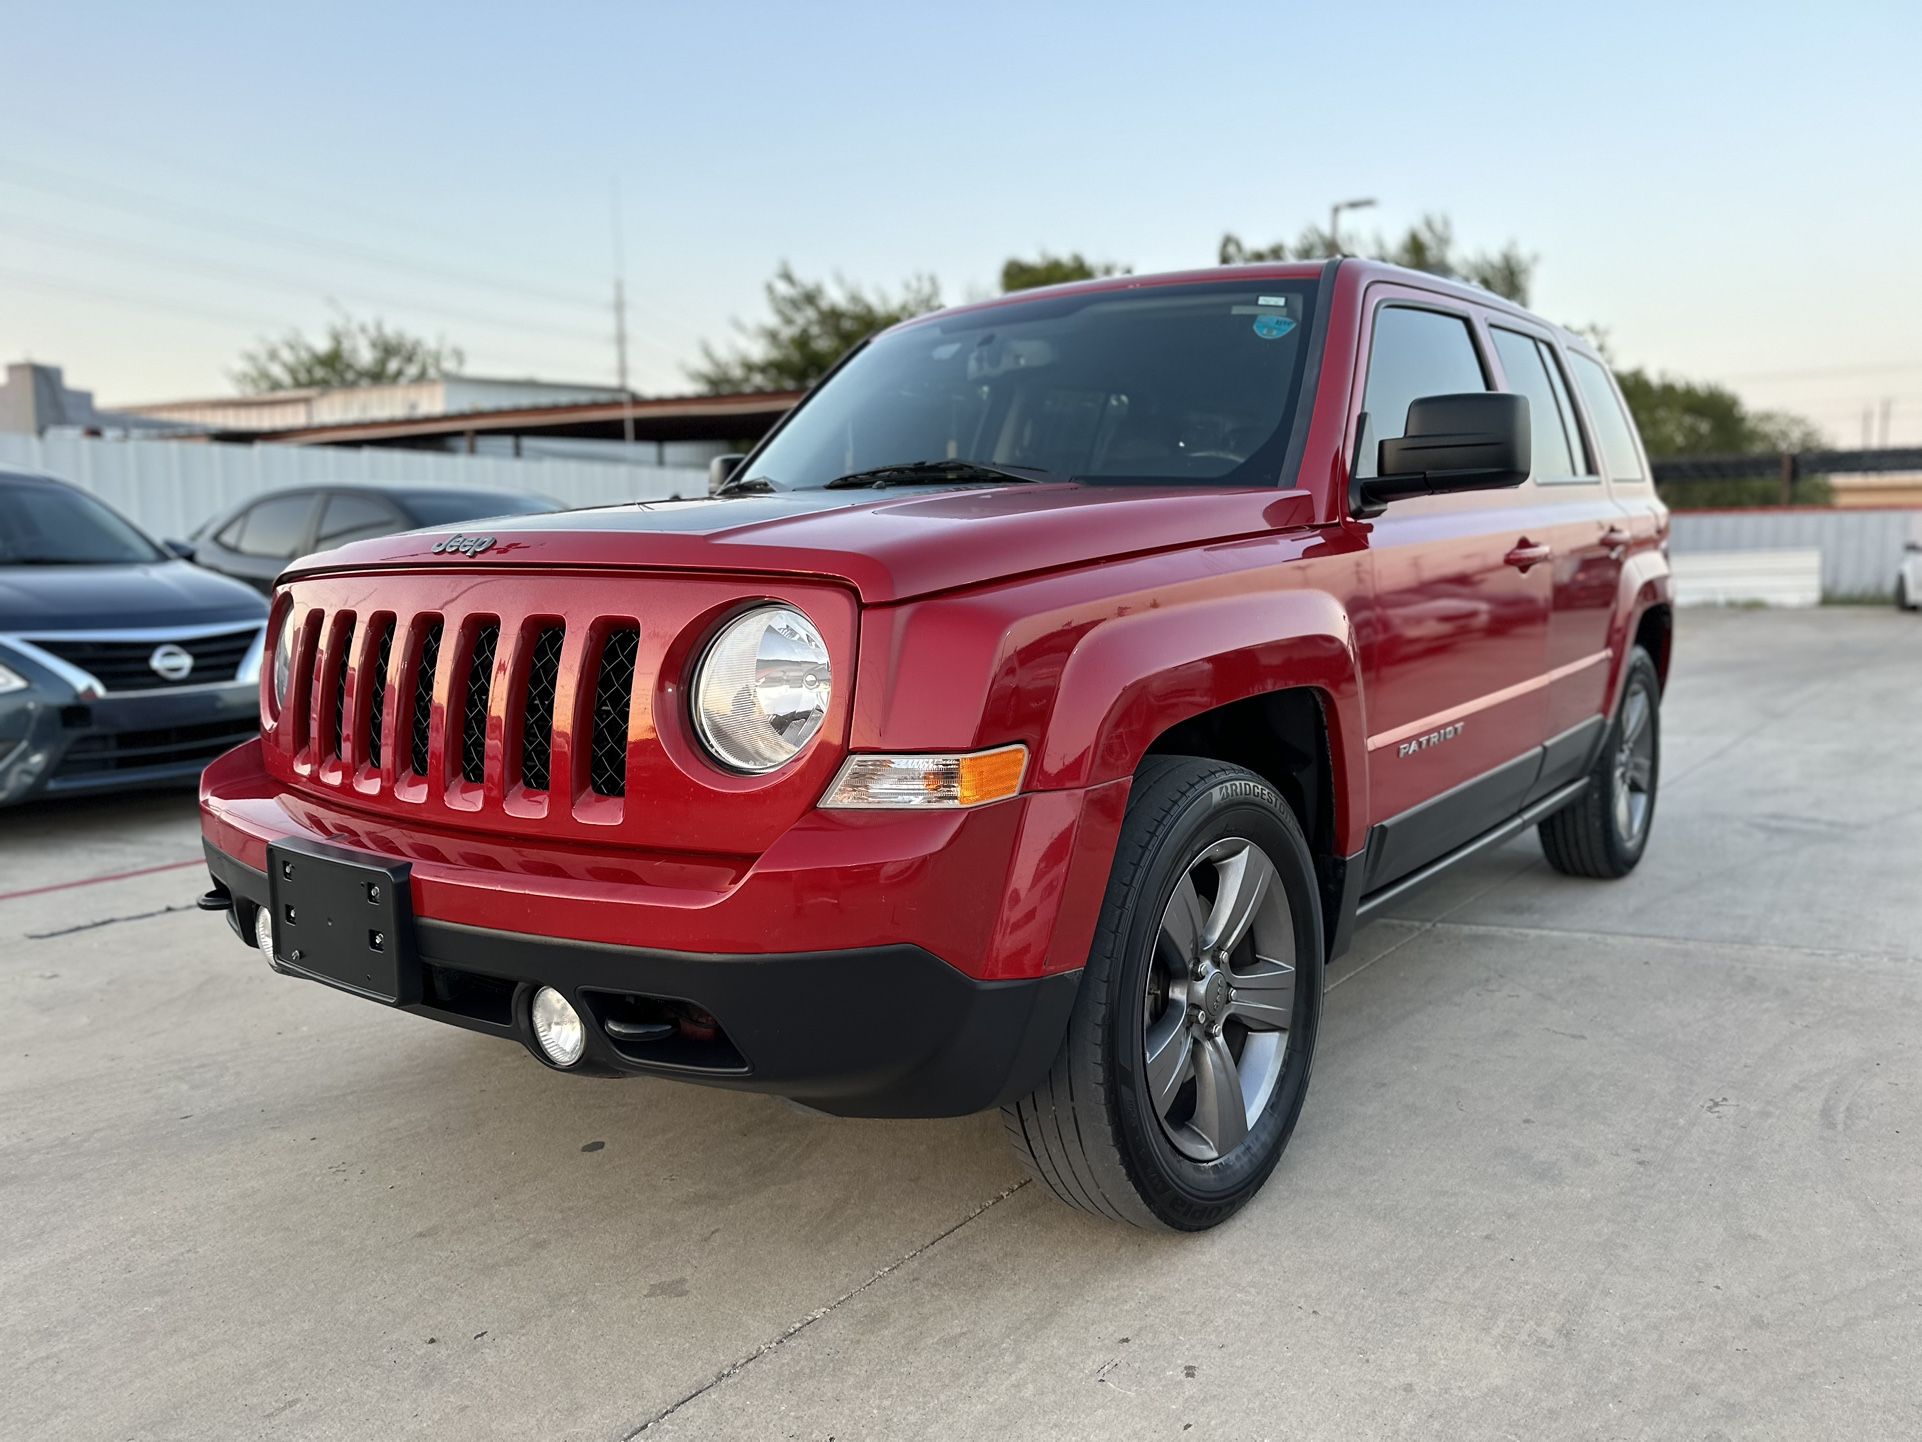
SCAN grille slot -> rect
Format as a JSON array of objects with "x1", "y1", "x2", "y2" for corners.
[
  {"x1": 460, "y1": 624, "x2": 500, "y2": 785},
  {"x1": 409, "y1": 620, "x2": 442, "y2": 777},
  {"x1": 588, "y1": 627, "x2": 639, "y2": 797},
  {"x1": 328, "y1": 619, "x2": 353, "y2": 761},
  {"x1": 520, "y1": 625, "x2": 564, "y2": 791},
  {"x1": 367, "y1": 620, "x2": 395, "y2": 765}
]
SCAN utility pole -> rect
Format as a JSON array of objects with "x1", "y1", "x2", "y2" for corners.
[
  {"x1": 1878, "y1": 396, "x2": 1893, "y2": 449},
  {"x1": 1329, "y1": 197, "x2": 1378, "y2": 257},
  {"x1": 612, "y1": 181, "x2": 635, "y2": 448}
]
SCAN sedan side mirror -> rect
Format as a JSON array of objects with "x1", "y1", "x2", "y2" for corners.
[
  {"x1": 163, "y1": 538, "x2": 197, "y2": 561},
  {"x1": 1355, "y1": 392, "x2": 1530, "y2": 516},
  {"x1": 708, "y1": 453, "x2": 747, "y2": 495}
]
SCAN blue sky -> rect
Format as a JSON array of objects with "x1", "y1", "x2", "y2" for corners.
[{"x1": 4, "y1": 0, "x2": 1918, "y2": 442}]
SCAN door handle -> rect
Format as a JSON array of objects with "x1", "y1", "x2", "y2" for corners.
[
  {"x1": 1600, "y1": 526, "x2": 1631, "y2": 559},
  {"x1": 1504, "y1": 539, "x2": 1552, "y2": 572}
]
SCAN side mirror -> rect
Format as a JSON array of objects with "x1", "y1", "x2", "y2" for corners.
[
  {"x1": 164, "y1": 539, "x2": 197, "y2": 561},
  {"x1": 1355, "y1": 393, "x2": 1530, "y2": 516},
  {"x1": 708, "y1": 453, "x2": 747, "y2": 495}
]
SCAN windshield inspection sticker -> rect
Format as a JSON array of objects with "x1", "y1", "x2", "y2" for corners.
[{"x1": 1252, "y1": 314, "x2": 1296, "y2": 340}]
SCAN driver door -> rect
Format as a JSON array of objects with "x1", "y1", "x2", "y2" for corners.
[{"x1": 1351, "y1": 291, "x2": 1552, "y2": 891}]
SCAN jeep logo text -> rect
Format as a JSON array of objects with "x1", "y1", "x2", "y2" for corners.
[{"x1": 431, "y1": 534, "x2": 496, "y2": 557}]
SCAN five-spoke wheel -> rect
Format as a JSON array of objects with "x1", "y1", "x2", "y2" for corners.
[{"x1": 1143, "y1": 838, "x2": 1297, "y2": 1162}]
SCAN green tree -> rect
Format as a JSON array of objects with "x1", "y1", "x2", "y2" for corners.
[
  {"x1": 690, "y1": 263, "x2": 941, "y2": 393},
  {"x1": 1000, "y1": 252, "x2": 1128, "y2": 293},
  {"x1": 234, "y1": 313, "x2": 463, "y2": 393},
  {"x1": 1219, "y1": 213, "x2": 1534, "y2": 306},
  {"x1": 1616, "y1": 368, "x2": 1830, "y2": 506}
]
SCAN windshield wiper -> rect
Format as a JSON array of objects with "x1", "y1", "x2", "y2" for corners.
[{"x1": 823, "y1": 460, "x2": 1054, "y2": 490}]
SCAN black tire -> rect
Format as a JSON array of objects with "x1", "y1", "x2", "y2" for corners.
[
  {"x1": 1003, "y1": 757, "x2": 1323, "y2": 1230},
  {"x1": 1539, "y1": 646, "x2": 1662, "y2": 879}
]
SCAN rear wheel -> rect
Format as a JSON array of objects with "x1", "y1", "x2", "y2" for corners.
[
  {"x1": 1539, "y1": 646, "x2": 1661, "y2": 879},
  {"x1": 1003, "y1": 757, "x2": 1322, "y2": 1230}
]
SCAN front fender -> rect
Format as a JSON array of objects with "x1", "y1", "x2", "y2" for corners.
[{"x1": 1038, "y1": 587, "x2": 1362, "y2": 796}]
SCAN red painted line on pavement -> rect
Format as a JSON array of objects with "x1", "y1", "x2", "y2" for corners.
[{"x1": 0, "y1": 857, "x2": 204, "y2": 904}]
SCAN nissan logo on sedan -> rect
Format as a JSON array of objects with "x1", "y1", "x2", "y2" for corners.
[
  {"x1": 431, "y1": 534, "x2": 496, "y2": 557},
  {"x1": 148, "y1": 643, "x2": 195, "y2": 683}
]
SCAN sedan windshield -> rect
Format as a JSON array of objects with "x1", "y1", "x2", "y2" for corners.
[
  {"x1": 743, "y1": 278, "x2": 1320, "y2": 492},
  {"x1": 0, "y1": 483, "x2": 165, "y2": 565}
]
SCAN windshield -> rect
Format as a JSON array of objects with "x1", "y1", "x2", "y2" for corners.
[
  {"x1": 0, "y1": 483, "x2": 166, "y2": 565},
  {"x1": 743, "y1": 278, "x2": 1320, "y2": 491}
]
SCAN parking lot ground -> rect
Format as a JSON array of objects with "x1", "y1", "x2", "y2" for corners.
[{"x1": 3, "y1": 608, "x2": 1918, "y2": 1441}]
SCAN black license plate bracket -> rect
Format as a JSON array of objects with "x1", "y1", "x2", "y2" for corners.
[{"x1": 266, "y1": 839, "x2": 418, "y2": 1005}]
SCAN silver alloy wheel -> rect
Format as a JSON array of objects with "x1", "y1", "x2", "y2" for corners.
[
  {"x1": 1613, "y1": 677, "x2": 1656, "y2": 844},
  {"x1": 1143, "y1": 836, "x2": 1296, "y2": 1162}
]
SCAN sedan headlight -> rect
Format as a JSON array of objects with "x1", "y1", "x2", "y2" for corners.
[
  {"x1": 268, "y1": 607, "x2": 297, "y2": 722},
  {"x1": 692, "y1": 605, "x2": 831, "y2": 772}
]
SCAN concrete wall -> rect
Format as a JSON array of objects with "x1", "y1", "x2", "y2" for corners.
[
  {"x1": 1667, "y1": 507, "x2": 1921, "y2": 600},
  {"x1": 0, "y1": 433, "x2": 704, "y2": 540}
]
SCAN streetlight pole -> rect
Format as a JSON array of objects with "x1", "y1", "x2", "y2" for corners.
[{"x1": 1329, "y1": 197, "x2": 1378, "y2": 256}]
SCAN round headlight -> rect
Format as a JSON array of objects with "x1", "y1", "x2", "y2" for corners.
[
  {"x1": 268, "y1": 608, "x2": 297, "y2": 720},
  {"x1": 692, "y1": 605, "x2": 832, "y2": 773}
]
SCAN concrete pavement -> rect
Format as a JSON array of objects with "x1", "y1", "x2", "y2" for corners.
[{"x1": 3, "y1": 608, "x2": 1917, "y2": 1440}]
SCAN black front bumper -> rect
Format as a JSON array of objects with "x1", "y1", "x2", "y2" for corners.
[{"x1": 204, "y1": 843, "x2": 1080, "y2": 1119}]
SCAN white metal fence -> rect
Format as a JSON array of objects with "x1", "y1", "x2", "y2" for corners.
[
  {"x1": 0, "y1": 433, "x2": 706, "y2": 540},
  {"x1": 1668, "y1": 507, "x2": 1921, "y2": 601},
  {"x1": 6, "y1": 433, "x2": 1916, "y2": 601}
]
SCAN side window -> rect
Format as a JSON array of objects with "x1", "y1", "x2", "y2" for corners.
[
  {"x1": 214, "y1": 514, "x2": 247, "y2": 549},
  {"x1": 316, "y1": 492, "x2": 403, "y2": 547},
  {"x1": 1490, "y1": 327, "x2": 1581, "y2": 480},
  {"x1": 231, "y1": 494, "x2": 315, "y2": 559},
  {"x1": 1357, "y1": 306, "x2": 1489, "y2": 480},
  {"x1": 1539, "y1": 344, "x2": 1592, "y2": 474},
  {"x1": 1568, "y1": 353, "x2": 1646, "y2": 483}
]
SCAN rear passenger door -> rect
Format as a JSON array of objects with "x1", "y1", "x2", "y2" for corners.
[
  {"x1": 1351, "y1": 291, "x2": 1553, "y2": 892},
  {"x1": 1487, "y1": 325, "x2": 1622, "y2": 783}
]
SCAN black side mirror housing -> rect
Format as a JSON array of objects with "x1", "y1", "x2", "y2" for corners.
[
  {"x1": 708, "y1": 453, "x2": 747, "y2": 495},
  {"x1": 164, "y1": 538, "x2": 197, "y2": 561},
  {"x1": 1355, "y1": 392, "x2": 1531, "y2": 516}
]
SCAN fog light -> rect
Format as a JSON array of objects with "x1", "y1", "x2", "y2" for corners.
[
  {"x1": 531, "y1": 986, "x2": 585, "y2": 1067},
  {"x1": 254, "y1": 905, "x2": 276, "y2": 963}
]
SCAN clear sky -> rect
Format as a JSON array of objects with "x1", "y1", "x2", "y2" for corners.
[{"x1": 4, "y1": 0, "x2": 1918, "y2": 443}]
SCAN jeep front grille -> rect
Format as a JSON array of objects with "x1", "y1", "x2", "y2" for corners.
[{"x1": 285, "y1": 605, "x2": 644, "y2": 809}]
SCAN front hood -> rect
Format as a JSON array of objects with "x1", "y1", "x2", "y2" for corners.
[
  {"x1": 290, "y1": 483, "x2": 1316, "y2": 603},
  {"x1": 0, "y1": 561, "x2": 267, "y2": 632}
]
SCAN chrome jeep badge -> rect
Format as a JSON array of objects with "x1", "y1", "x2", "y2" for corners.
[{"x1": 432, "y1": 534, "x2": 496, "y2": 557}]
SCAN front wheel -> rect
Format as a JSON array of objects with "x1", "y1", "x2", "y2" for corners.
[{"x1": 1003, "y1": 757, "x2": 1322, "y2": 1230}]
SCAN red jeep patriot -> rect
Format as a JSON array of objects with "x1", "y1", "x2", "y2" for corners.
[{"x1": 199, "y1": 260, "x2": 1671, "y2": 1230}]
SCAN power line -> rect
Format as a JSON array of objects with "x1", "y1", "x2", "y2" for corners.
[
  {"x1": 1718, "y1": 358, "x2": 1922, "y2": 383},
  {"x1": 0, "y1": 215, "x2": 617, "y2": 347},
  {"x1": 0, "y1": 157, "x2": 607, "y2": 314}
]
